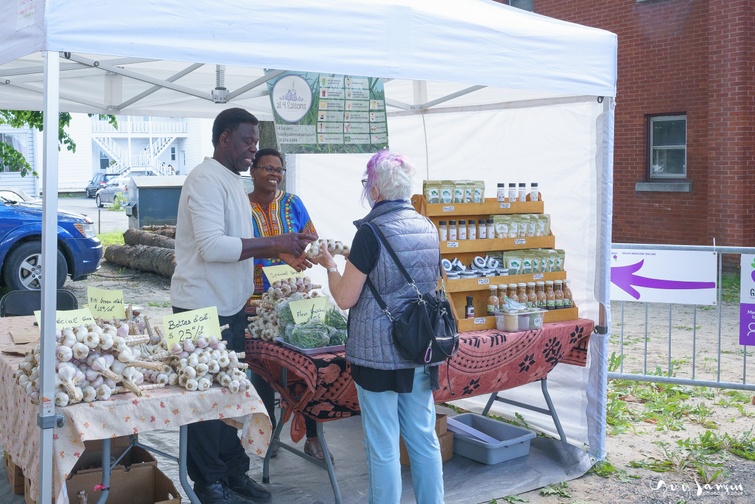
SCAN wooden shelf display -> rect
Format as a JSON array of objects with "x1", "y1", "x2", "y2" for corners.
[{"x1": 411, "y1": 194, "x2": 579, "y2": 330}]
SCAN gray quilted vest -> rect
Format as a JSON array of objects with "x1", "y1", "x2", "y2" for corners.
[{"x1": 346, "y1": 201, "x2": 440, "y2": 370}]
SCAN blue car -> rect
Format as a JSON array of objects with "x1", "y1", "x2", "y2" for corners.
[{"x1": 0, "y1": 193, "x2": 103, "y2": 291}]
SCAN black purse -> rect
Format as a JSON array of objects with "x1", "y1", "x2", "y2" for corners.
[{"x1": 364, "y1": 222, "x2": 459, "y2": 365}]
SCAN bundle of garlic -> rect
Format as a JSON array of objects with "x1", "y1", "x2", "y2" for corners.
[
  {"x1": 304, "y1": 239, "x2": 350, "y2": 259},
  {"x1": 168, "y1": 334, "x2": 252, "y2": 392}
]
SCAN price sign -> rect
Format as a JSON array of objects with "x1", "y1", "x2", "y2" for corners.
[
  {"x1": 263, "y1": 265, "x2": 301, "y2": 284},
  {"x1": 499, "y1": 203, "x2": 511, "y2": 209},
  {"x1": 442, "y1": 206, "x2": 455, "y2": 213},
  {"x1": 35, "y1": 308, "x2": 96, "y2": 329},
  {"x1": 473, "y1": 317, "x2": 487, "y2": 324},
  {"x1": 290, "y1": 297, "x2": 330, "y2": 324},
  {"x1": 514, "y1": 238, "x2": 526, "y2": 245},
  {"x1": 477, "y1": 278, "x2": 490, "y2": 285},
  {"x1": 447, "y1": 242, "x2": 459, "y2": 248},
  {"x1": 163, "y1": 307, "x2": 221, "y2": 350},
  {"x1": 87, "y1": 287, "x2": 126, "y2": 319}
]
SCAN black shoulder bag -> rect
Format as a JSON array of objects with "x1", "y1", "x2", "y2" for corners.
[{"x1": 364, "y1": 222, "x2": 459, "y2": 365}]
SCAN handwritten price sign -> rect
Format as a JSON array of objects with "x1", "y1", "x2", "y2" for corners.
[
  {"x1": 162, "y1": 306, "x2": 221, "y2": 350},
  {"x1": 262, "y1": 264, "x2": 302, "y2": 284},
  {"x1": 34, "y1": 308, "x2": 96, "y2": 329},
  {"x1": 87, "y1": 286, "x2": 126, "y2": 319},
  {"x1": 290, "y1": 297, "x2": 330, "y2": 324}
]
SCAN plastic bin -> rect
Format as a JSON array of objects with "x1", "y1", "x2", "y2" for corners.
[{"x1": 449, "y1": 413, "x2": 535, "y2": 464}]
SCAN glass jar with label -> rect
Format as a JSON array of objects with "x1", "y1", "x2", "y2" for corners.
[
  {"x1": 478, "y1": 220, "x2": 487, "y2": 239},
  {"x1": 526, "y1": 282, "x2": 537, "y2": 308},
  {"x1": 554, "y1": 279, "x2": 564, "y2": 309},
  {"x1": 535, "y1": 281, "x2": 547, "y2": 308},
  {"x1": 487, "y1": 285, "x2": 499, "y2": 315},
  {"x1": 516, "y1": 282, "x2": 528, "y2": 306},
  {"x1": 518, "y1": 183, "x2": 527, "y2": 202},
  {"x1": 562, "y1": 279, "x2": 573, "y2": 308},
  {"x1": 438, "y1": 220, "x2": 448, "y2": 241},
  {"x1": 448, "y1": 220, "x2": 457, "y2": 241},
  {"x1": 486, "y1": 219, "x2": 495, "y2": 239},
  {"x1": 468, "y1": 219, "x2": 477, "y2": 240},
  {"x1": 497, "y1": 183, "x2": 506, "y2": 202},
  {"x1": 545, "y1": 280, "x2": 555, "y2": 310},
  {"x1": 507, "y1": 283, "x2": 518, "y2": 304},
  {"x1": 498, "y1": 284, "x2": 508, "y2": 308},
  {"x1": 530, "y1": 182, "x2": 539, "y2": 202},
  {"x1": 465, "y1": 296, "x2": 475, "y2": 318},
  {"x1": 458, "y1": 220, "x2": 467, "y2": 240},
  {"x1": 507, "y1": 183, "x2": 517, "y2": 202}
]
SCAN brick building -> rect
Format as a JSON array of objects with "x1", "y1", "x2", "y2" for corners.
[{"x1": 523, "y1": 0, "x2": 754, "y2": 247}]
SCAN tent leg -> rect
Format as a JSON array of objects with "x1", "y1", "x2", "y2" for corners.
[{"x1": 480, "y1": 378, "x2": 567, "y2": 443}]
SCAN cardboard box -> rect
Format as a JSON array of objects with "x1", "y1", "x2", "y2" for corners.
[
  {"x1": 66, "y1": 464, "x2": 180, "y2": 504},
  {"x1": 4, "y1": 451, "x2": 25, "y2": 495},
  {"x1": 449, "y1": 413, "x2": 535, "y2": 465},
  {"x1": 70, "y1": 438, "x2": 154, "y2": 474}
]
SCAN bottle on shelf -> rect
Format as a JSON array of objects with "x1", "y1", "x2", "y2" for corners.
[
  {"x1": 562, "y1": 279, "x2": 573, "y2": 308},
  {"x1": 545, "y1": 280, "x2": 556, "y2": 310},
  {"x1": 507, "y1": 183, "x2": 516, "y2": 202},
  {"x1": 498, "y1": 284, "x2": 508, "y2": 309},
  {"x1": 497, "y1": 183, "x2": 506, "y2": 202},
  {"x1": 530, "y1": 182, "x2": 539, "y2": 202},
  {"x1": 535, "y1": 281, "x2": 546, "y2": 309},
  {"x1": 486, "y1": 285, "x2": 500, "y2": 315},
  {"x1": 438, "y1": 220, "x2": 448, "y2": 241},
  {"x1": 516, "y1": 282, "x2": 527, "y2": 306},
  {"x1": 526, "y1": 281, "x2": 537, "y2": 308},
  {"x1": 458, "y1": 220, "x2": 467, "y2": 240},
  {"x1": 486, "y1": 219, "x2": 494, "y2": 239},
  {"x1": 465, "y1": 296, "x2": 475, "y2": 318},
  {"x1": 507, "y1": 283, "x2": 518, "y2": 305},
  {"x1": 518, "y1": 183, "x2": 527, "y2": 202},
  {"x1": 554, "y1": 279, "x2": 564, "y2": 309},
  {"x1": 478, "y1": 219, "x2": 487, "y2": 239},
  {"x1": 468, "y1": 219, "x2": 477, "y2": 240},
  {"x1": 448, "y1": 220, "x2": 457, "y2": 241}
]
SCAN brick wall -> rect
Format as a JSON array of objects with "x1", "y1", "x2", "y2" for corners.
[{"x1": 519, "y1": 0, "x2": 754, "y2": 247}]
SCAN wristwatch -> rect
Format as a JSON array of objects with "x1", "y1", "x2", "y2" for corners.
[{"x1": 327, "y1": 267, "x2": 338, "y2": 273}]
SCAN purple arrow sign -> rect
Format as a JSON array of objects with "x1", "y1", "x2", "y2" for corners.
[{"x1": 611, "y1": 260, "x2": 717, "y2": 300}]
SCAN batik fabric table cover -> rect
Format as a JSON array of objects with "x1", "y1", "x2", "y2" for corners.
[
  {"x1": 245, "y1": 318, "x2": 593, "y2": 442},
  {"x1": 0, "y1": 316, "x2": 271, "y2": 503}
]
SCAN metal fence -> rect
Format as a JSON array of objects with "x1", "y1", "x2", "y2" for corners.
[{"x1": 607, "y1": 244, "x2": 755, "y2": 391}]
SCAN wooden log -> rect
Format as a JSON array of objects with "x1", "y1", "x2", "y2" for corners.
[
  {"x1": 123, "y1": 228, "x2": 175, "y2": 249},
  {"x1": 104, "y1": 244, "x2": 176, "y2": 277},
  {"x1": 140, "y1": 225, "x2": 176, "y2": 239}
]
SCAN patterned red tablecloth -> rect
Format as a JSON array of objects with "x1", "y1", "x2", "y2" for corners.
[{"x1": 245, "y1": 318, "x2": 593, "y2": 442}]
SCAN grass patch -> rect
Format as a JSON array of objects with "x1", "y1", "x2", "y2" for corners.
[
  {"x1": 720, "y1": 272, "x2": 739, "y2": 303},
  {"x1": 98, "y1": 231, "x2": 125, "y2": 247}
]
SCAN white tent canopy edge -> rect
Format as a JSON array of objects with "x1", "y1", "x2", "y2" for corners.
[{"x1": 0, "y1": 1, "x2": 616, "y2": 502}]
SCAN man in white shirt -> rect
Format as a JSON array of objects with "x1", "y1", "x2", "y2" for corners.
[{"x1": 171, "y1": 107, "x2": 315, "y2": 504}]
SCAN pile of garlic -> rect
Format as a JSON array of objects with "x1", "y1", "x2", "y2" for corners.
[
  {"x1": 15, "y1": 313, "x2": 252, "y2": 407},
  {"x1": 247, "y1": 276, "x2": 321, "y2": 341}
]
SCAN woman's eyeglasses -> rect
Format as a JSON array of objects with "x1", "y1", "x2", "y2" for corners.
[
  {"x1": 257, "y1": 165, "x2": 286, "y2": 175},
  {"x1": 361, "y1": 179, "x2": 368, "y2": 187}
]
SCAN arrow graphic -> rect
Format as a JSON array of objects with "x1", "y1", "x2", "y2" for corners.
[{"x1": 611, "y1": 260, "x2": 717, "y2": 300}]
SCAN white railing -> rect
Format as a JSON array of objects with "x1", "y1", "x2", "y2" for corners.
[{"x1": 91, "y1": 119, "x2": 188, "y2": 135}]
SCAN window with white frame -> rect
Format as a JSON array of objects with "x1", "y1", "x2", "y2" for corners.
[
  {"x1": 505, "y1": 0, "x2": 533, "y2": 11},
  {"x1": 649, "y1": 115, "x2": 686, "y2": 179}
]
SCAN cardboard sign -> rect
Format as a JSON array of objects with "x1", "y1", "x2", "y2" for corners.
[
  {"x1": 87, "y1": 287, "x2": 126, "y2": 319},
  {"x1": 162, "y1": 307, "x2": 221, "y2": 350},
  {"x1": 290, "y1": 297, "x2": 330, "y2": 324},
  {"x1": 34, "y1": 308, "x2": 96, "y2": 330},
  {"x1": 262, "y1": 265, "x2": 300, "y2": 284}
]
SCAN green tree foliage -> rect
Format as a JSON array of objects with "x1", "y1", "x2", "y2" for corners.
[{"x1": 0, "y1": 111, "x2": 117, "y2": 176}]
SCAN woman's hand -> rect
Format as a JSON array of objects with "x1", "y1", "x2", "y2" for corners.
[{"x1": 312, "y1": 246, "x2": 337, "y2": 270}]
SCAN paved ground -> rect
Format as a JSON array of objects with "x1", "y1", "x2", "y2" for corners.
[{"x1": 58, "y1": 196, "x2": 129, "y2": 234}]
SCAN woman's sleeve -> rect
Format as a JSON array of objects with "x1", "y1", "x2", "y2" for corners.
[{"x1": 347, "y1": 225, "x2": 378, "y2": 274}]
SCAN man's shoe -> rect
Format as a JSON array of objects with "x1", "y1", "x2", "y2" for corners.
[
  {"x1": 304, "y1": 436, "x2": 335, "y2": 464},
  {"x1": 193, "y1": 480, "x2": 248, "y2": 504},
  {"x1": 227, "y1": 474, "x2": 272, "y2": 503}
]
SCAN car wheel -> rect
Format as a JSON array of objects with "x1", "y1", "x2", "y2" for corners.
[
  {"x1": 2, "y1": 241, "x2": 68, "y2": 291},
  {"x1": 96, "y1": 194, "x2": 103, "y2": 208}
]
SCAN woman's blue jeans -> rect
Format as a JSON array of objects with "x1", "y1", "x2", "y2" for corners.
[{"x1": 355, "y1": 367, "x2": 444, "y2": 503}]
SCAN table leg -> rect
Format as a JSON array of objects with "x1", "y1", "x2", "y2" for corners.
[
  {"x1": 315, "y1": 422, "x2": 341, "y2": 504},
  {"x1": 481, "y1": 378, "x2": 567, "y2": 443},
  {"x1": 95, "y1": 438, "x2": 111, "y2": 504},
  {"x1": 180, "y1": 424, "x2": 201, "y2": 504}
]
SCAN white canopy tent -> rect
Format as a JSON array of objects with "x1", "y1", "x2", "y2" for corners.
[{"x1": 0, "y1": 0, "x2": 616, "y2": 501}]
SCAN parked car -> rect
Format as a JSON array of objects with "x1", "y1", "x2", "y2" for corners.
[
  {"x1": 0, "y1": 193, "x2": 102, "y2": 291},
  {"x1": 0, "y1": 188, "x2": 41, "y2": 204},
  {"x1": 95, "y1": 175, "x2": 129, "y2": 208},
  {"x1": 85, "y1": 173, "x2": 117, "y2": 198}
]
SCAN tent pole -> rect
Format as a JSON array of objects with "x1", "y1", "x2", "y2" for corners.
[{"x1": 39, "y1": 49, "x2": 61, "y2": 504}]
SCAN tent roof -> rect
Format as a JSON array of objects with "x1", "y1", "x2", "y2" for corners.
[{"x1": 0, "y1": 0, "x2": 617, "y2": 118}]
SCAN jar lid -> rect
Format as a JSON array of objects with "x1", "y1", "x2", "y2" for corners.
[{"x1": 439, "y1": 220, "x2": 447, "y2": 225}]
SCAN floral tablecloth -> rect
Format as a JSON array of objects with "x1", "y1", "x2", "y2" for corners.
[
  {"x1": 245, "y1": 318, "x2": 593, "y2": 442},
  {"x1": 0, "y1": 316, "x2": 271, "y2": 503}
]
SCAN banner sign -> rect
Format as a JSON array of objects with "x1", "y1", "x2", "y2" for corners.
[
  {"x1": 739, "y1": 254, "x2": 755, "y2": 346},
  {"x1": 610, "y1": 248, "x2": 717, "y2": 305},
  {"x1": 266, "y1": 71, "x2": 389, "y2": 154}
]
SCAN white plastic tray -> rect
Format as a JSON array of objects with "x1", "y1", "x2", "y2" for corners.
[{"x1": 273, "y1": 337, "x2": 345, "y2": 356}]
